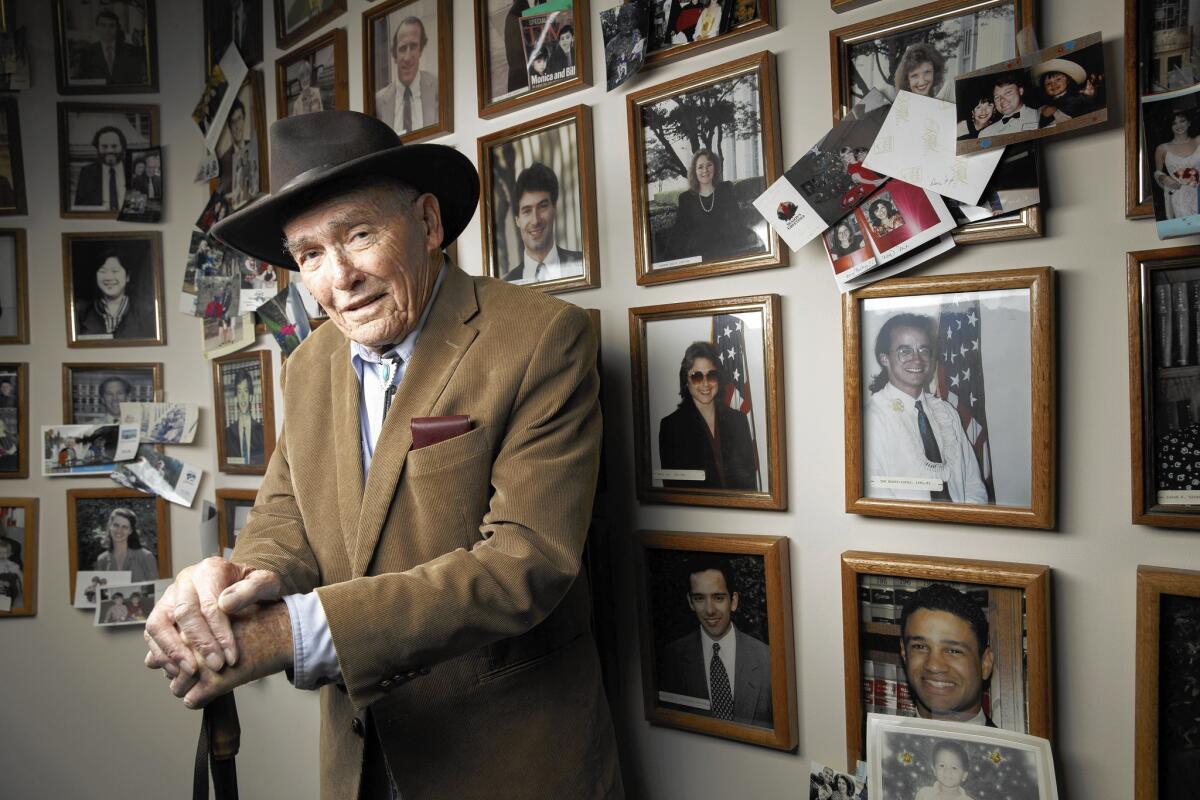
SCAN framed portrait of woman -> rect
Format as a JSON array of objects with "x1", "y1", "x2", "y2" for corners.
[
  {"x1": 843, "y1": 267, "x2": 1055, "y2": 529},
  {"x1": 478, "y1": 104, "x2": 599, "y2": 294},
  {"x1": 637, "y1": 530, "x2": 796, "y2": 750},
  {"x1": 840, "y1": 551, "x2": 1052, "y2": 769},
  {"x1": 62, "y1": 362, "x2": 163, "y2": 425},
  {"x1": 66, "y1": 487, "x2": 170, "y2": 603},
  {"x1": 629, "y1": 294, "x2": 786, "y2": 510},
  {"x1": 274, "y1": 0, "x2": 345, "y2": 50},
  {"x1": 57, "y1": 102, "x2": 159, "y2": 220},
  {"x1": 213, "y1": 350, "x2": 276, "y2": 475},
  {"x1": 0, "y1": 99, "x2": 27, "y2": 217},
  {"x1": 472, "y1": 0, "x2": 591, "y2": 118},
  {"x1": 0, "y1": 230, "x2": 28, "y2": 344},
  {"x1": 830, "y1": 0, "x2": 1042, "y2": 244},
  {"x1": 0, "y1": 364, "x2": 28, "y2": 480},
  {"x1": 363, "y1": 0, "x2": 453, "y2": 143},
  {"x1": 641, "y1": 0, "x2": 776, "y2": 70},
  {"x1": 0, "y1": 498, "x2": 37, "y2": 617},
  {"x1": 626, "y1": 51, "x2": 785, "y2": 286},
  {"x1": 275, "y1": 28, "x2": 348, "y2": 120},
  {"x1": 52, "y1": 0, "x2": 158, "y2": 95},
  {"x1": 216, "y1": 488, "x2": 257, "y2": 555},
  {"x1": 62, "y1": 232, "x2": 165, "y2": 348}
]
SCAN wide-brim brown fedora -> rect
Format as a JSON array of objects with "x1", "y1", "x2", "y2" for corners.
[{"x1": 211, "y1": 110, "x2": 479, "y2": 270}]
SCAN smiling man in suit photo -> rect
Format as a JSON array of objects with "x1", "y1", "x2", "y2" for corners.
[{"x1": 374, "y1": 15, "x2": 438, "y2": 136}]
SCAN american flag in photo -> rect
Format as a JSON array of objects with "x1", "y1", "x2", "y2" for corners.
[
  {"x1": 712, "y1": 313, "x2": 760, "y2": 488},
  {"x1": 935, "y1": 301, "x2": 996, "y2": 503}
]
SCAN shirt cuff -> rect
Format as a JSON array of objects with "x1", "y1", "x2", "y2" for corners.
[{"x1": 282, "y1": 591, "x2": 342, "y2": 690}]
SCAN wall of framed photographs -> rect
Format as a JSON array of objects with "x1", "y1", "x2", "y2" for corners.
[{"x1": 0, "y1": 0, "x2": 1195, "y2": 798}]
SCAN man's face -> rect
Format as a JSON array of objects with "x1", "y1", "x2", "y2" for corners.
[
  {"x1": 559, "y1": 31, "x2": 573, "y2": 55},
  {"x1": 686, "y1": 568, "x2": 737, "y2": 639},
  {"x1": 100, "y1": 379, "x2": 129, "y2": 418},
  {"x1": 1043, "y1": 71, "x2": 1069, "y2": 97},
  {"x1": 0, "y1": 381, "x2": 12, "y2": 397},
  {"x1": 287, "y1": 185, "x2": 443, "y2": 350},
  {"x1": 992, "y1": 82, "x2": 1022, "y2": 115},
  {"x1": 96, "y1": 16, "x2": 119, "y2": 44},
  {"x1": 147, "y1": 156, "x2": 160, "y2": 175},
  {"x1": 228, "y1": 107, "x2": 245, "y2": 143},
  {"x1": 901, "y1": 608, "x2": 994, "y2": 719},
  {"x1": 393, "y1": 23, "x2": 425, "y2": 86},
  {"x1": 878, "y1": 324, "x2": 933, "y2": 397},
  {"x1": 96, "y1": 131, "x2": 124, "y2": 166},
  {"x1": 235, "y1": 377, "x2": 252, "y2": 416},
  {"x1": 515, "y1": 189, "x2": 556, "y2": 256}
]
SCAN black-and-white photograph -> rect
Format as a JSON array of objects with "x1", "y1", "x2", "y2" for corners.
[
  {"x1": 0, "y1": 232, "x2": 26, "y2": 343},
  {"x1": 214, "y1": 352, "x2": 274, "y2": 473},
  {"x1": 67, "y1": 491, "x2": 168, "y2": 600},
  {"x1": 214, "y1": 77, "x2": 264, "y2": 210},
  {"x1": 64, "y1": 363, "x2": 161, "y2": 425},
  {"x1": 0, "y1": 368, "x2": 21, "y2": 476},
  {"x1": 1156, "y1": 591, "x2": 1200, "y2": 796},
  {"x1": 0, "y1": 504, "x2": 28, "y2": 613},
  {"x1": 859, "y1": 289, "x2": 1032, "y2": 507},
  {"x1": 0, "y1": 98, "x2": 26, "y2": 216},
  {"x1": 601, "y1": 1, "x2": 645, "y2": 91},
  {"x1": 58, "y1": 103, "x2": 159, "y2": 219},
  {"x1": 63, "y1": 232, "x2": 164, "y2": 347},
  {"x1": 118, "y1": 147, "x2": 163, "y2": 223},
  {"x1": 277, "y1": 30, "x2": 346, "y2": 119},
  {"x1": 205, "y1": 0, "x2": 263, "y2": 73},
  {"x1": 365, "y1": 0, "x2": 447, "y2": 139},
  {"x1": 810, "y1": 761, "x2": 866, "y2": 800},
  {"x1": 874, "y1": 728, "x2": 1046, "y2": 800},
  {"x1": 275, "y1": 0, "x2": 344, "y2": 48},
  {"x1": 53, "y1": 0, "x2": 157, "y2": 94}
]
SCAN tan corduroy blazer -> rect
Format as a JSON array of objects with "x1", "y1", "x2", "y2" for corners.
[{"x1": 232, "y1": 264, "x2": 622, "y2": 799}]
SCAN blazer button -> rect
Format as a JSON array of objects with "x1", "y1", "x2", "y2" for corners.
[
  {"x1": 379, "y1": 678, "x2": 392, "y2": 689},
  {"x1": 419, "y1": 666, "x2": 430, "y2": 675},
  {"x1": 351, "y1": 717, "x2": 364, "y2": 737}
]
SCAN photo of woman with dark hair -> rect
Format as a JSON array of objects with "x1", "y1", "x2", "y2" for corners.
[
  {"x1": 92, "y1": 507, "x2": 158, "y2": 582},
  {"x1": 1154, "y1": 110, "x2": 1200, "y2": 223},
  {"x1": 866, "y1": 196, "x2": 905, "y2": 236},
  {"x1": 957, "y1": 95, "x2": 998, "y2": 139},
  {"x1": 826, "y1": 219, "x2": 865, "y2": 259},
  {"x1": 668, "y1": 148, "x2": 761, "y2": 262},
  {"x1": 75, "y1": 251, "x2": 155, "y2": 340}
]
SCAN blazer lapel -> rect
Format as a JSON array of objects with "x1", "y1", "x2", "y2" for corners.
[
  {"x1": 732, "y1": 631, "x2": 762, "y2": 721},
  {"x1": 329, "y1": 339, "x2": 365, "y2": 560},
  {"x1": 350, "y1": 265, "x2": 480, "y2": 576}
]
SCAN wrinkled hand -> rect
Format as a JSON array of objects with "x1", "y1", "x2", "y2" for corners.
[
  {"x1": 168, "y1": 601, "x2": 293, "y2": 709},
  {"x1": 143, "y1": 557, "x2": 284, "y2": 678}
]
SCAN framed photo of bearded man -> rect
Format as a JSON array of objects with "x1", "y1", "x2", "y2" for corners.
[{"x1": 843, "y1": 267, "x2": 1054, "y2": 529}]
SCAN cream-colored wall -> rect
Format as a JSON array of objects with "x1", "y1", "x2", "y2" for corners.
[{"x1": 0, "y1": 0, "x2": 1177, "y2": 798}]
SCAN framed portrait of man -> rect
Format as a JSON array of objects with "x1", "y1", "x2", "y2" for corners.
[
  {"x1": 66, "y1": 487, "x2": 170, "y2": 603},
  {"x1": 843, "y1": 267, "x2": 1055, "y2": 529},
  {"x1": 830, "y1": 0, "x2": 1042, "y2": 244},
  {"x1": 57, "y1": 102, "x2": 159, "y2": 220},
  {"x1": 0, "y1": 230, "x2": 27, "y2": 345},
  {"x1": 626, "y1": 51, "x2": 785, "y2": 286},
  {"x1": 363, "y1": 0, "x2": 452, "y2": 142},
  {"x1": 274, "y1": 0, "x2": 345, "y2": 49},
  {"x1": 641, "y1": 0, "x2": 775, "y2": 69},
  {"x1": 215, "y1": 488, "x2": 256, "y2": 555},
  {"x1": 62, "y1": 363, "x2": 163, "y2": 426},
  {"x1": 637, "y1": 530, "x2": 796, "y2": 749},
  {"x1": 0, "y1": 99, "x2": 27, "y2": 217},
  {"x1": 629, "y1": 294, "x2": 786, "y2": 510},
  {"x1": 52, "y1": 0, "x2": 158, "y2": 94},
  {"x1": 204, "y1": 0, "x2": 264, "y2": 75},
  {"x1": 275, "y1": 28, "x2": 348, "y2": 120},
  {"x1": 1136, "y1": 565, "x2": 1200, "y2": 800},
  {"x1": 210, "y1": 73, "x2": 268, "y2": 212},
  {"x1": 62, "y1": 232, "x2": 165, "y2": 348},
  {"x1": 478, "y1": 104, "x2": 599, "y2": 294},
  {"x1": 213, "y1": 349, "x2": 276, "y2": 475},
  {"x1": 840, "y1": 551, "x2": 1053, "y2": 769},
  {"x1": 472, "y1": 0, "x2": 591, "y2": 118},
  {"x1": 0, "y1": 364, "x2": 28, "y2": 480},
  {"x1": 0, "y1": 498, "x2": 37, "y2": 616}
]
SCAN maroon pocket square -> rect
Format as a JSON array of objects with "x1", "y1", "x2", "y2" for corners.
[{"x1": 411, "y1": 415, "x2": 470, "y2": 450}]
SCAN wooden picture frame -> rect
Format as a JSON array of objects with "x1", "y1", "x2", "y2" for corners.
[
  {"x1": 66, "y1": 487, "x2": 171, "y2": 602},
  {"x1": 274, "y1": 0, "x2": 346, "y2": 50},
  {"x1": 637, "y1": 530, "x2": 797, "y2": 750},
  {"x1": 213, "y1": 350, "x2": 276, "y2": 475},
  {"x1": 52, "y1": 0, "x2": 158, "y2": 94},
  {"x1": 1136, "y1": 565, "x2": 1200, "y2": 800},
  {"x1": 216, "y1": 488, "x2": 257, "y2": 553},
  {"x1": 57, "y1": 102, "x2": 160, "y2": 220},
  {"x1": 626, "y1": 51, "x2": 786, "y2": 286},
  {"x1": 840, "y1": 551, "x2": 1053, "y2": 769},
  {"x1": 472, "y1": 0, "x2": 591, "y2": 119},
  {"x1": 0, "y1": 229, "x2": 27, "y2": 343},
  {"x1": 0, "y1": 99, "x2": 26, "y2": 217},
  {"x1": 62, "y1": 362, "x2": 163, "y2": 425},
  {"x1": 1126, "y1": 245, "x2": 1200, "y2": 527},
  {"x1": 0, "y1": 363, "x2": 27, "y2": 479},
  {"x1": 830, "y1": 0, "x2": 1043, "y2": 244},
  {"x1": 478, "y1": 104, "x2": 600, "y2": 294},
  {"x1": 62, "y1": 231, "x2": 166, "y2": 348},
  {"x1": 629, "y1": 294, "x2": 787, "y2": 510},
  {"x1": 641, "y1": 0, "x2": 776, "y2": 71},
  {"x1": 204, "y1": 0, "x2": 264, "y2": 76},
  {"x1": 362, "y1": 0, "x2": 453, "y2": 143},
  {"x1": 843, "y1": 267, "x2": 1055, "y2": 529},
  {"x1": 0, "y1": 497, "x2": 37, "y2": 617},
  {"x1": 209, "y1": 71, "x2": 269, "y2": 212},
  {"x1": 275, "y1": 28, "x2": 349, "y2": 120},
  {"x1": 1124, "y1": 0, "x2": 1179, "y2": 219}
]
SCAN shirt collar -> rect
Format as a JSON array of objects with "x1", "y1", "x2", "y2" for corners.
[
  {"x1": 879, "y1": 380, "x2": 931, "y2": 410},
  {"x1": 350, "y1": 260, "x2": 446, "y2": 369},
  {"x1": 522, "y1": 245, "x2": 561, "y2": 274}
]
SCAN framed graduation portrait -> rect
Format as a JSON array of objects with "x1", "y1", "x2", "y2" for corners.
[
  {"x1": 276, "y1": 28, "x2": 348, "y2": 120},
  {"x1": 0, "y1": 498, "x2": 37, "y2": 616},
  {"x1": 62, "y1": 362, "x2": 163, "y2": 425},
  {"x1": 57, "y1": 102, "x2": 159, "y2": 220},
  {"x1": 52, "y1": 0, "x2": 158, "y2": 94},
  {"x1": 641, "y1": 0, "x2": 775, "y2": 70},
  {"x1": 62, "y1": 232, "x2": 165, "y2": 348},
  {"x1": 205, "y1": 0, "x2": 264, "y2": 74},
  {"x1": 629, "y1": 294, "x2": 786, "y2": 510},
  {"x1": 274, "y1": 0, "x2": 345, "y2": 50},
  {"x1": 66, "y1": 487, "x2": 170, "y2": 602},
  {"x1": 0, "y1": 98, "x2": 26, "y2": 216},
  {"x1": 830, "y1": 0, "x2": 1043, "y2": 244},
  {"x1": 213, "y1": 350, "x2": 275, "y2": 475},
  {"x1": 841, "y1": 551, "x2": 1053, "y2": 769},
  {"x1": 0, "y1": 229, "x2": 27, "y2": 344},
  {"x1": 626, "y1": 51, "x2": 785, "y2": 286},
  {"x1": 843, "y1": 267, "x2": 1055, "y2": 529},
  {"x1": 363, "y1": 0, "x2": 453, "y2": 142},
  {"x1": 478, "y1": 104, "x2": 599, "y2": 294},
  {"x1": 472, "y1": 0, "x2": 591, "y2": 118},
  {"x1": 637, "y1": 530, "x2": 796, "y2": 750},
  {"x1": 0, "y1": 363, "x2": 27, "y2": 479}
]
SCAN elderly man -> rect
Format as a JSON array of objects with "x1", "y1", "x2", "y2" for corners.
[
  {"x1": 375, "y1": 16, "x2": 438, "y2": 136},
  {"x1": 143, "y1": 111, "x2": 621, "y2": 799},
  {"x1": 502, "y1": 162, "x2": 584, "y2": 285}
]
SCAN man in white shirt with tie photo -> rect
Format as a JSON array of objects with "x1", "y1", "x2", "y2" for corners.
[
  {"x1": 374, "y1": 15, "x2": 439, "y2": 136},
  {"x1": 72, "y1": 126, "x2": 127, "y2": 212},
  {"x1": 223, "y1": 370, "x2": 265, "y2": 466},
  {"x1": 502, "y1": 162, "x2": 584, "y2": 286}
]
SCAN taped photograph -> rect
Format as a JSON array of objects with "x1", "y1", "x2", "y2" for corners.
[{"x1": 57, "y1": 102, "x2": 159, "y2": 219}]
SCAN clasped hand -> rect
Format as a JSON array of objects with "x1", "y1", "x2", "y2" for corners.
[{"x1": 143, "y1": 557, "x2": 293, "y2": 708}]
